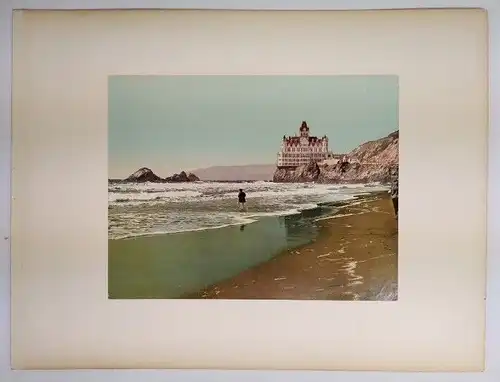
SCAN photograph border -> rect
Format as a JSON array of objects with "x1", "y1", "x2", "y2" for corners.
[{"x1": 1, "y1": 1, "x2": 499, "y2": 381}]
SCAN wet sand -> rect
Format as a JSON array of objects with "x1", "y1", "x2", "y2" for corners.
[{"x1": 184, "y1": 192, "x2": 398, "y2": 301}]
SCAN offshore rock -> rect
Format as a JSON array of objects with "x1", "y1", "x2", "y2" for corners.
[
  {"x1": 165, "y1": 171, "x2": 200, "y2": 182},
  {"x1": 123, "y1": 168, "x2": 200, "y2": 183},
  {"x1": 124, "y1": 167, "x2": 163, "y2": 183}
]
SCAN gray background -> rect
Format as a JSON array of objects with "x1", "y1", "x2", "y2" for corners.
[{"x1": 1, "y1": 0, "x2": 498, "y2": 381}]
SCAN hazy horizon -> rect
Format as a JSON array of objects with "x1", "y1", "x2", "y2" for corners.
[{"x1": 109, "y1": 75, "x2": 399, "y2": 178}]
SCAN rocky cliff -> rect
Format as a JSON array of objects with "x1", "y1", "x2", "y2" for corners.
[
  {"x1": 273, "y1": 161, "x2": 321, "y2": 183},
  {"x1": 273, "y1": 130, "x2": 398, "y2": 184},
  {"x1": 121, "y1": 167, "x2": 200, "y2": 183}
]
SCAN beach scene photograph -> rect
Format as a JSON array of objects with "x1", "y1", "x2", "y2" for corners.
[{"x1": 108, "y1": 75, "x2": 399, "y2": 301}]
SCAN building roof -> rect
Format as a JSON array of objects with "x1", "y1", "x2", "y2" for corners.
[
  {"x1": 283, "y1": 136, "x2": 326, "y2": 146},
  {"x1": 280, "y1": 121, "x2": 329, "y2": 146}
]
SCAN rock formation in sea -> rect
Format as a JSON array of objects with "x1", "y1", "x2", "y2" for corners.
[
  {"x1": 165, "y1": 171, "x2": 200, "y2": 182},
  {"x1": 122, "y1": 167, "x2": 200, "y2": 183},
  {"x1": 124, "y1": 167, "x2": 164, "y2": 183},
  {"x1": 273, "y1": 130, "x2": 399, "y2": 184}
]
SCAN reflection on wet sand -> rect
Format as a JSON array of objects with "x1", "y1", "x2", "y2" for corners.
[{"x1": 186, "y1": 192, "x2": 398, "y2": 301}]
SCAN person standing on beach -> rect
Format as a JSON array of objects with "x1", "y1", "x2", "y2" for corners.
[
  {"x1": 390, "y1": 166, "x2": 399, "y2": 219},
  {"x1": 238, "y1": 189, "x2": 247, "y2": 211}
]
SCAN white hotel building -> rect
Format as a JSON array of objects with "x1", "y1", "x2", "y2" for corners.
[{"x1": 276, "y1": 121, "x2": 338, "y2": 168}]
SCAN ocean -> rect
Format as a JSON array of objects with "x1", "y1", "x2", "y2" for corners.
[
  {"x1": 108, "y1": 181, "x2": 389, "y2": 299},
  {"x1": 108, "y1": 181, "x2": 388, "y2": 240}
]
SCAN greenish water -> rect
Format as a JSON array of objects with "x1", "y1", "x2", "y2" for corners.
[{"x1": 108, "y1": 205, "x2": 336, "y2": 299}]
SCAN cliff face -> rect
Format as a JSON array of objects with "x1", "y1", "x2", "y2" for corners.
[
  {"x1": 273, "y1": 130, "x2": 398, "y2": 184},
  {"x1": 319, "y1": 130, "x2": 399, "y2": 184},
  {"x1": 273, "y1": 161, "x2": 320, "y2": 183}
]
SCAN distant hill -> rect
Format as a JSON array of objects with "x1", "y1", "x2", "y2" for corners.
[{"x1": 191, "y1": 164, "x2": 275, "y2": 181}]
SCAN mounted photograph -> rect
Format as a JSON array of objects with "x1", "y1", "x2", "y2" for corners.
[
  {"x1": 108, "y1": 75, "x2": 399, "y2": 300},
  {"x1": 11, "y1": 8, "x2": 487, "y2": 371}
]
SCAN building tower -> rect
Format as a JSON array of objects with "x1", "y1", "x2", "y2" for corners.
[{"x1": 276, "y1": 120, "x2": 333, "y2": 168}]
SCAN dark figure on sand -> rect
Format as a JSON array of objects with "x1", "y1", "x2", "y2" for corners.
[
  {"x1": 238, "y1": 189, "x2": 246, "y2": 211},
  {"x1": 390, "y1": 166, "x2": 399, "y2": 219}
]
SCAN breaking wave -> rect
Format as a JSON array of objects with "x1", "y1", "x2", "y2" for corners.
[{"x1": 108, "y1": 181, "x2": 388, "y2": 239}]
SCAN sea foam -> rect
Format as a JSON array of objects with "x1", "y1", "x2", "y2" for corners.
[{"x1": 108, "y1": 181, "x2": 388, "y2": 239}]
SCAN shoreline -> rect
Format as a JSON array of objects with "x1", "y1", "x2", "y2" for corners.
[
  {"x1": 182, "y1": 191, "x2": 397, "y2": 301},
  {"x1": 108, "y1": 190, "x2": 395, "y2": 299},
  {"x1": 108, "y1": 189, "x2": 386, "y2": 241}
]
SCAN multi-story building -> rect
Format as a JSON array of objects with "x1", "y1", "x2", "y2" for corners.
[{"x1": 276, "y1": 121, "x2": 333, "y2": 168}]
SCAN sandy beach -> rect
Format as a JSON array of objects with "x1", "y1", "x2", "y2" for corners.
[{"x1": 184, "y1": 192, "x2": 398, "y2": 301}]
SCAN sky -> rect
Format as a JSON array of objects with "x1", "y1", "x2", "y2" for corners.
[{"x1": 108, "y1": 75, "x2": 399, "y2": 178}]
